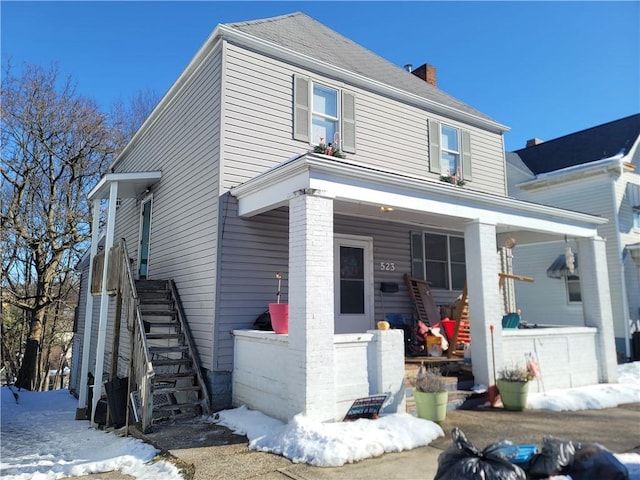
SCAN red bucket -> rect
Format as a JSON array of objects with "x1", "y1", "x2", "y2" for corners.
[
  {"x1": 440, "y1": 318, "x2": 456, "y2": 341},
  {"x1": 268, "y1": 303, "x2": 289, "y2": 334}
]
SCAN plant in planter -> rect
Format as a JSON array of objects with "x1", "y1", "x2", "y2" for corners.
[
  {"x1": 268, "y1": 272, "x2": 289, "y2": 334},
  {"x1": 439, "y1": 174, "x2": 466, "y2": 186},
  {"x1": 313, "y1": 137, "x2": 347, "y2": 159},
  {"x1": 412, "y1": 363, "x2": 448, "y2": 422},
  {"x1": 497, "y1": 363, "x2": 535, "y2": 411}
]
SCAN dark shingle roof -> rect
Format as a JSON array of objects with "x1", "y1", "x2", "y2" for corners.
[
  {"x1": 512, "y1": 114, "x2": 640, "y2": 175},
  {"x1": 225, "y1": 12, "x2": 498, "y2": 125}
]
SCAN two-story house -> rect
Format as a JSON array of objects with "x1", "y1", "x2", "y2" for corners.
[
  {"x1": 72, "y1": 12, "x2": 617, "y2": 430},
  {"x1": 507, "y1": 114, "x2": 640, "y2": 361}
]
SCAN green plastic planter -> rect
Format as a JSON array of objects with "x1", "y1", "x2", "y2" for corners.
[
  {"x1": 414, "y1": 390, "x2": 448, "y2": 422},
  {"x1": 497, "y1": 380, "x2": 529, "y2": 411}
]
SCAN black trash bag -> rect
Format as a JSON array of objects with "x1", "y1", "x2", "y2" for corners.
[
  {"x1": 434, "y1": 428, "x2": 527, "y2": 480},
  {"x1": 528, "y1": 436, "x2": 577, "y2": 478},
  {"x1": 253, "y1": 310, "x2": 272, "y2": 331},
  {"x1": 567, "y1": 443, "x2": 629, "y2": 480}
]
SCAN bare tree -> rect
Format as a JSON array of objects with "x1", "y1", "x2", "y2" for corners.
[
  {"x1": 109, "y1": 87, "x2": 159, "y2": 154},
  {"x1": 1, "y1": 63, "x2": 116, "y2": 390}
]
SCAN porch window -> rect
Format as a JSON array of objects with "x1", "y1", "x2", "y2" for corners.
[
  {"x1": 566, "y1": 275, "x2": 582, "y2": 303},
  {"x1": 293, "y1": 74, "x2": 356, "y2": 153},
  {"x1": 547, "y1": 253, "x2": 582, "y2": 303},
  {"x1": 410, "y1": 231, "x2": 466, "y2": 290},
  {"x1": 633, "y1": 207, "x2": 640, "y2": 231},
  {"x1": 428, "y1": 119, "x2": 472, "y2": 180}
]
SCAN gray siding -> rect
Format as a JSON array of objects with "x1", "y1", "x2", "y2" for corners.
[
  {"x1": 216, "y1": 195, "x2": 290, "y2": 370},
  {"x1": 216, "y1": 195, "x2": 467, "y2": 372},
  {"x1": 112, "y1": 47, "x2": 223, "y2": 369},
  {"x1": 221, "y1": 43, "x2": 507, "y2": 195}
]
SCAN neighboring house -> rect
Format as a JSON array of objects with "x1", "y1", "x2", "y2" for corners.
[
  {"x1": 73, "y1": 12, "x2": 617, "y2": 428},
  {"x1": 506, "y1": 114, "x2": 640, "y2": 360}
]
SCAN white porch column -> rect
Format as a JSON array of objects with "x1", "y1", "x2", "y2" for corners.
[
  {"x1": 91, "y1": 181, "x2": 118, "y2": 426},
  {"x1": 577, "y1": 236, "x2": 618, "y2": 383},
  {"x1": 77, "y1": 198, "x2": 101, "y2": 415},
  {"x1": 287, "y1": 189, "x2": 335, "y2": 421},
  {"x1": 464, "y1": 220, "x2": 502, "y2": 387}
]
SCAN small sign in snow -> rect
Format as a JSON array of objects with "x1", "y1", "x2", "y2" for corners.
[{"x1": 343, "y1": 394, "x2": 388, "y2": 421}]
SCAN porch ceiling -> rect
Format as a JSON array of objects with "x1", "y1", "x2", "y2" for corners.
[
  {"x1": 88, "y1": 171, "x2": 162, "y2": 200},
  {"x1": 230, "y1": 154, "x2": 606, "y2": 239}
]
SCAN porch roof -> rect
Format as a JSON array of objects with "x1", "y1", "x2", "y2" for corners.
[
  {"x1": 88, "y1": 171, "x2": 162, "y2": 201},
  {"x1": 230, "y1": 154, "x2": 607, "y2": 243}
]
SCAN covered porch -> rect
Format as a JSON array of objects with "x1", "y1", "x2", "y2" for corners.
[{"x1": 230, "y1": 153, "x2": 618, "y2": 422}]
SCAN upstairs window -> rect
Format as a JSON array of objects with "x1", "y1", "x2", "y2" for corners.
[
  {"x1": 440, "y1": 125, "x2": 460, "y2": 177},
  {"x1": 411, "y1": 231, "x2": 466, "y2": 290},
  {"x1": 312, "y1": 84, "x2": 339, "y2": 145},
  {"x1": 293, "y1": 75, "x2": 356, "y2": 153},
  {"x1": 633, "y1": 207, "x2": 640, "y2": 230},
  {"x1": 428, "y1": 119, "x2": 472, "y2": 181}
]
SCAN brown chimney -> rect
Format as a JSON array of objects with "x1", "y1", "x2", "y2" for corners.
[
  {"x1": 526, "y1": 138, "x2": 544, "y2": 148},
  {"x1": 411, "y1": 63, "x2": 437, "y2": 87}
]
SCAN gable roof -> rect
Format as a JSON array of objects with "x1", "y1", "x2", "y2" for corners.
[
  {"x1": 512, "y1": 114, "x2": 640, "y2": 175},
  {"x1": 224, "y1": 12, "x2": 501, "y2": 128}
]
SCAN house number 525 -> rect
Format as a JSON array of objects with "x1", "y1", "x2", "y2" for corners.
[{"x1": 380, "y1": 262, "x2": 395, "y2": 271}]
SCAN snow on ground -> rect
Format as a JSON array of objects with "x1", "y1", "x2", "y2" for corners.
[
  {"x1": 0, "y1": 388, "x2": 182, "y2": 480},
  {"x1": 208, "y1": 406, "x2": 444, "y2": 467},
  {"x1": 527, "y1": 360, "x2": 640, "y2": 411},
  {"x1": 1, "y1": 362, "x2": 640, "y2": 479}
]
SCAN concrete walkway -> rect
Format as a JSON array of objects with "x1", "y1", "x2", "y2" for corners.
[{"x1": 122, "y1": 402, "x2": 640, "y2": 480}]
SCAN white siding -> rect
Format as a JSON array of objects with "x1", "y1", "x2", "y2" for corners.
[
  {"x1": 512, "y1": 242, "x2": 584, "y2": 326},
  {"x1": 221, "y1": 43, "x2": 507, "y2": 196},
  {"x1": 619, "y1": 169, "x2": 640, "y2": 333},
  {"x1": 511, "y1": 174, "x2": 630, "y2": 341},
  {"x1": 112, "y1": 48, "x2": 223, "y2": 369}
]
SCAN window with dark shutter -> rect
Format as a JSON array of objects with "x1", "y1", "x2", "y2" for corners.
[
  {"x1": 293, "y1": 75, "x2": 356, "y2": 153},
  {"x1": 293, "y1": 75, "x2": 310, "y2": 142}
]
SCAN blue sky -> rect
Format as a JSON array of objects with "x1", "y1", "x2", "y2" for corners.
[{"x1": 2, "y1": 1, "x2": 638, "y2": 151}]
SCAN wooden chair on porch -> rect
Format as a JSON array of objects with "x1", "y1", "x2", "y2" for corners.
[{"x1": 404, "y1": 274, "x2": 441, "y2": 327}]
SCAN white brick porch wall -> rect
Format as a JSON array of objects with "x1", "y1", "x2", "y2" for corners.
[
  {"x1": 232, "y1": 329, "x2": 405, "y2": 422},
  {"x1": 502, "y1": 327, "x2": 598, "y2": 392}
]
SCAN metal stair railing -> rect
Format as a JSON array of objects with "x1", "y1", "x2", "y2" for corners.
[{"x1": 168, "y1": 279, "x2": 211, "y2": 415}]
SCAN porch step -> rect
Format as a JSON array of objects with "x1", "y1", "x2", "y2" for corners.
[
  {"x1": 141, "y1": 310, "x2": 178, "y2": 317},
  {"x1": 149, "y1": 345, "x2": 189, "y2": 354},
  {"x1": 146, "y1": 333, "x2": 183, "y2": 340},
  {"x1": 154, "y1": 401, "x2": 203, "y2": 412},
  {"x1": 152, "y1": 358, "x2": 193, "y2": 367},
  {"x1": 153, "y1": 385, "x2": 202, "y2": 395},
  {"x1": 135, "y1": 280, "x2": 169, "y2": 291},
  {"x1": 139, "y1": 298, "x2": 173, "y2": 305},
  {"x1": 154, "y1": 372, "x2": 195, "y2": 383}
]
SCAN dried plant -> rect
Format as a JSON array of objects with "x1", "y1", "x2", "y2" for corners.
[{"x1": 414, "y1": 363, "x2": 446, "y2": 393}]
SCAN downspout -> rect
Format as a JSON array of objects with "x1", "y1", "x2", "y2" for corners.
[{"x1": 610, "y1": 162, "x2": 631, "y2": 359}]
